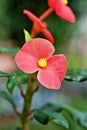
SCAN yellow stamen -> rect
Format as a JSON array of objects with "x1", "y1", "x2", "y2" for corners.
[
  {"x1": 61, "y1": 0, "x2": 68, "y2": 5},
  {"x1": 38, "y1": 58, "x2": 47, "y2": 68}
]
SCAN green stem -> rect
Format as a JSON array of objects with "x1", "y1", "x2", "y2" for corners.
[{"x1": 20, "y1": 74, "x2": 36, "y2": 130}]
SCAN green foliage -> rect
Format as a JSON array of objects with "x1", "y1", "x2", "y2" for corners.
[
  {"x1": 34, "y1": 109, "x2": 69, "y2": 129},
  {"x1": 34, "y1": 104, "x2": 69, "y2": 129},
  {"x1": 0, "y1": 46, "x2": 20, "y2": 55},
  {"x1": 65, "y1": 69, "x2": 87, "y2": 82},
  {"x1": 64, "y1": 106, "x2": 87, "y2": 128},
  {"x1": 0, "y1": 91, "x2": 16, "y2": 109},
  {"x1": 0, "y1": 71, "x2": 10, "y2": 77},
  {"x1": 50, "y1": 113, "x2": 69, "y2": 129},
  {"x1": 33, "y1": 103, "x2": 87, "y2": 129},
  {"x1": 1, "y1": 68, "x2": 87, "y2": 95},
  {"x1": 7, "y1": 71, "x2": 29, "y2": 94},
  {"x1": 0, "y1": 70, "x2": 29, "y2": 94},
  {"x1": 34, "y1": 110, "x2": 49, "y2": 125},
  {"x1": 24, "y1": 29, "x2": 32, "y2": 42}
]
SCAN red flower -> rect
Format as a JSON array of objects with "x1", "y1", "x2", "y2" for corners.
[
  {"x1": 48, "y1": 0, "x2": 76, "y2": 22},
  {"x1": 23, "y1": 10, "x2": 54, "y2": 43},
  {"x1": 15, "y1": 38, "x2": 67, "y2": 90}
]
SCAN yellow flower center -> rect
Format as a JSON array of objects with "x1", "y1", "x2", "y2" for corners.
[
  {"x1": 38, "y1": 58, "x2": 47, "y2": 68},
  {"x1": 61, "y1": 0, "x2": 68, "y2": 5}
]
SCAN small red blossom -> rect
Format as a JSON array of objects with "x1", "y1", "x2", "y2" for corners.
[
  {"x1": 23, "y1": 10, "x2": 54, "y2": 43},
  {"x1": 48, "y1": 0, "x2": 76, "y2": 23},
  {"x1": 15, "y1": 38, "x2": 67, "y2": 90}
]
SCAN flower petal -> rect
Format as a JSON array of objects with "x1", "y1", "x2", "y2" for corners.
[
  {"x1": 37, "y1": 68, "x2": 61, "y2": 89},
  {"x1": 42, "y1": 28, "x2": 54, "y2": 44},
  {"x1": 20, "y1": 38, "x2": 54, "y2": 59},
  {"x1": 15, "y1": 50, "x2": 39, "y2": 73},
  {"x1": 37, "y1": 54, "x2": 67, "y2": 89},
  {"x1": 55, "y1": 0, "x2": 76, "y2": 22},
  {"x1": 15, "y1": 38, "x2": 55, "y2": 73},
  {"x1": 48, "y1": 0, "x2": 56, "y2": 9},
  {"x1": 23, "y1": 10, "x2": 45, "y2": 29},
  {"x1": 47, "y1": 54, "x2": 67, "y2": 81}
]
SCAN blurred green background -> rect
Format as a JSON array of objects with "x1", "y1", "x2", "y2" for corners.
[{"x1": 0, "y1": 0, "x2": 87, "y2": 130}]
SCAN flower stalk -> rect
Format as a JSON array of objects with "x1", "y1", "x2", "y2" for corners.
[
  {"x1": 39, "y1": 8, "x2": 54, "y2": 21},
  {"x1": 20, "y1": 74, "x2": 37, "y2": 130}
]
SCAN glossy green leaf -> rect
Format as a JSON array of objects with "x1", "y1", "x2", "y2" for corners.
[
  {"x1": 50, "y1": 113, "x2": 69, "y2": 129},
  {"x1": 24, "y1": 29, "x2": 32, "y2": 42},
  {"x1": 0, "y1": 91, "x2": 16, "y2": 109},
  {"x1": 65, "y1": 69, "x2": 87, "y2": 82},
  {"x1": 0, "y1": 71, "x2": 10, "y2": 77},
  {"x1": 6, "y1": 71, "x2": 29, "y2": 94},
  {"x1": 34, "y1": 108, "x2": 69, "y2": 129},
  {"x1": 34, "y1": 103, "x2": 87, "y2": 129},
  {"x1": 0, "y1": 46, "x2": 20, "y2": 55},
  {"x1": 34, "y1": 110, "x2": 49, "y2": 124}
]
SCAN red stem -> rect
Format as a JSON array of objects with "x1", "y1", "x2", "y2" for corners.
[
  {"x1": 39, "y1": 8, "x2": 54, "y2": 21},
  {"x1": 30, "y1": 8, "x2": 54, "y2": 38}
]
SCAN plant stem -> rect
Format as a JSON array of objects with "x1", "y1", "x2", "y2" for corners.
[
  {"x1": 39, "y1": 8, "x2": 54, "y2": 21},
  {"x1": 20, "y1": 74, "x2": 36, "y2": 130},
  {"x1": 30, "y1": 8, "x2": 54, "y2": 38}
]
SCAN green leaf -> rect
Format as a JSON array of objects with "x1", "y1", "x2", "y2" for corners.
[
  {"x1": 65, "y1": 69, "x2": 87, "y2": 82},
  {"x1": 0, "y1": 71, "x2": 10, "y2": 77},
  {"x1": 34, "y1": 108, "x2": 69, "y2": 129},
  {"x1": 76, "y1": 112, "x2": 87, "y2": 128},
  {"x1": 34, "y1": 110, "x2": 49, "y2": 124},
  {"x1": 34, "y1": 103, "x2": 87, "y2": 129},
  {"x1": 53, "y1": 104, "x2": 87, "y2": 128},
  {"x1": 0, "y1": 46, "x2": 20, "y2": 55},
  {"x1": 50, "y1": 113, "x2": 69, "y2": 129},
  {"x1": 6, "y1": 71, "x2": 29, "y2": 94},
  {"x1": 0, "y1": 91, "x2": 16, "y2": 109},
  {"x1": 64, "y1": 106, "x2": 87, "y2": 128},
  {"x1": 24, "y1": 29, "x2": 32, "y2": 42}
]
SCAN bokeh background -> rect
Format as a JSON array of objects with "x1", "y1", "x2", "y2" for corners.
[{"x1": 0, "y1": 0, "x2": 87, "y2": 130}]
